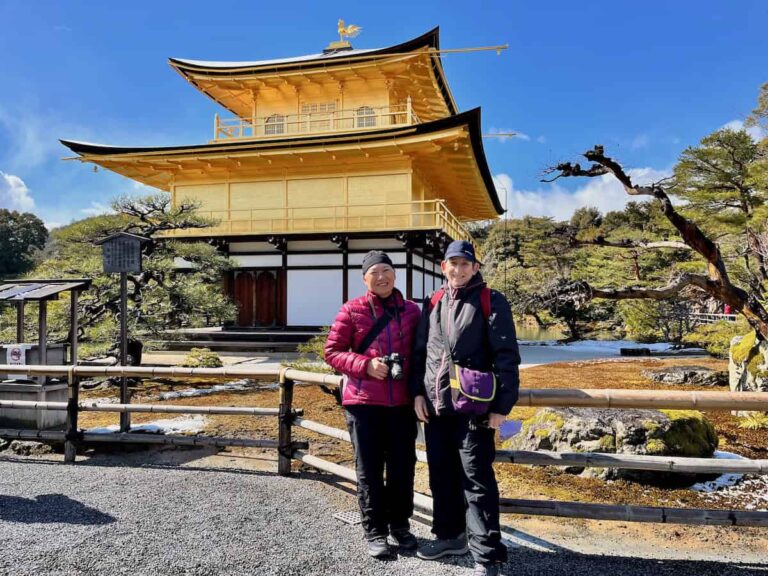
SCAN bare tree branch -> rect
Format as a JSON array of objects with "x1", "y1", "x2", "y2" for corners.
[{"x1": 545, "y1": 145, "x2": 768, "y2": 340}]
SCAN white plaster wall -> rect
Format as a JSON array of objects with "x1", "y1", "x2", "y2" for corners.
[
  {"x1": 288, "y1": 270, "x2": 343, "y2": 325},
  {"x1": 347, "y1": 270, "x2": 368, "y2": 301},
  {"x1": 412, "y1": 270, "x2": 424, "y2": 300},
  {"x1": 287, "y1": 254, "x2": 343, "y2": 266},
  {"x1": 349, "y1": 251, "x2": 406, "y2": 266}
]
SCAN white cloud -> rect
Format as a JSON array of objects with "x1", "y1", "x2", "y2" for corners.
[
  {"x1": 721, "y1": 119, "x2": 766, "y2": 142},
  {"x1": 536, "y1": 135, "x2": 547, "y2": 144},
  {"x1": 80, "y1": 201, "x2": 114, "y2": 216},
  {"x1": 0, "y1": 171, "x2": 35, "y2": 211},
  {"x1": 494, "y1": 166, "x2": 672, "y2": 221}
]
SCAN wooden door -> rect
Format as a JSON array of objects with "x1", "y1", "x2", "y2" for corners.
[
  {"x1": 254, "y1": 270, "x2": 277, "y2": 326},
  {"x1": 234, "y1": 271, "x2": 255, "y2": 327}
]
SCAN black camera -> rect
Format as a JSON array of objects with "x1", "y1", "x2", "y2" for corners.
[{"x1": 380, "y1": 353, "x2": 404, "y2": 380}]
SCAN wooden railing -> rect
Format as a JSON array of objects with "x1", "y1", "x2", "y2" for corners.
[
  {"x1": 689, "y1": 313, "x2": 738, "y2": 325},
  {"x1": 164, "y1": 198, "x2": 474, "y2": 243},
  {"x1": 213, "y1": 101, "x2": 419, "y2": 142},
  {"x1": 2, "y1": 364, "x2": 767, "y2": 527}
]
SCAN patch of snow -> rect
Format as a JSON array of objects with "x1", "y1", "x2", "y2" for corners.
[
  {"x1": 690, "y1": 451, "x2": 747, "y2": 493},
  {"x1": 159, "y1": 379, "x2": 274, "y2": 400},
  {"x1": 87, "y1": 415, "x2": 207, "y2": 435}
]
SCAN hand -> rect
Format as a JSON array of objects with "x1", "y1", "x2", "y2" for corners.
[
  {"x1": 366, "y1": 358, "x2": 389, "y2": 380},
  {"x1": 414, "y1": 395, "x2": 430, "y2": 423},
  {"x1": 487, "y1": 413, "x2": 505, "y2": 430}
]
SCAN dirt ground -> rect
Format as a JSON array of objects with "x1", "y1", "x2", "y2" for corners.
[{"x1": 75, "y1": 357, "x2": 768, "y2": 559}]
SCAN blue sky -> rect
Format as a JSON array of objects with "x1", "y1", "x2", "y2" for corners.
[{"x1": 1, "y1": 0, "x2": 766, "y2": 227}]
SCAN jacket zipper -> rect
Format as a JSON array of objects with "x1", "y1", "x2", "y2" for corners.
[
  {"x1": 386, "y1": 320, "x2": 394, "y2": 406},
  {"x1": 434, "y1": 351, "x2": 446, "y2": 412}
]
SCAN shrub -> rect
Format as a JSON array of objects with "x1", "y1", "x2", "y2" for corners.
[
  {"x1": 683, "y1": 319, "x2": 750, "y2": 358},
  {"x1": 180, "y1": 347, "x2": 223, "y2": 368},
  {"x1": 286, "y1": 327, "x2": 333, "y2": 374},
  {"x1": 617, "y1": 299, "x2": 692, "y2": 344},
  {"x1": 738, "y1": 412, "x2": 768, "y2": 430},
  {"x1": 657, "y1": 410, "x2": 718, "y2": 457}
]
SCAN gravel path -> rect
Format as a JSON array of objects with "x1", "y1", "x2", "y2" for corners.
[{"x1": 1, "y1": 451, "x2": 766, "y2": 576}]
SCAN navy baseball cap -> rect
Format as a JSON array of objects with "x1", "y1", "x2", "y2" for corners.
[{"x1": 444, "y1": 240, "x2": 480, "y2": 263}]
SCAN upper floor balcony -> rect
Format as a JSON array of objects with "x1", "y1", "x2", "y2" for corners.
[
  {"x1": 213, "y1": 100, "x2": 420, "y2": 142},
  {"x1": 164, "y1": 198, "x2": 474, "y2": 246}
]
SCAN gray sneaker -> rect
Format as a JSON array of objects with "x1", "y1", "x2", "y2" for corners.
[
  {"x1": 388, "y1": 529, "x2": 418, "y2": 550},
  {"x1": 367, "y1": 537, "x2": 391, "y2": 559},
  {"x1": 472, "y1": 563, "x2": 501, "y2": 576},
  {"x1": 416, "y1": 533, "x2": 469, "y2": 560}
]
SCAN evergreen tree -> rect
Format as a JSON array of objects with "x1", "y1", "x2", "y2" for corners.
[
  {"x1": 0, "y1": 194, "x2": 236, "y2": 357},
  {"x1": 0, "y1": 209, "x2": 48, "y2": 278}
]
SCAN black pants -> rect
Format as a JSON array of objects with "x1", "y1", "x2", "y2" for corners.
[
  {"x1": 424, "y1": 414, "x2": 507, "y2": 565},
  {"x1": 345, "y1": 404, "x2": 417, "y2": 540}
]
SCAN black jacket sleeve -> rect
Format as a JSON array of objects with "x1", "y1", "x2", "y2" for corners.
[
  {"x1": 408, "y1": 300, "x2": 432, "y2": 398},
  {"x1": 487, "y1": 290, "x2": 521, "y2": 415}
]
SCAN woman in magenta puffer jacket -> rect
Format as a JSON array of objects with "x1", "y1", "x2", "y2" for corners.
[{"x1": 324, "y1": 250, "x2": 421, "y2": 559}]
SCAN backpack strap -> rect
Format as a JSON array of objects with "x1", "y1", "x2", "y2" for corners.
[
  {"x1": 480, "y1": 287, "x2": 491, "y2": 320},
  {"x1": 428, "y1": 288, "x2": 445, "y2": 312}
]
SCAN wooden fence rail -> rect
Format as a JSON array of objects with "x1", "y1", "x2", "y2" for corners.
[
  {"x1": 294, "y1": 417, "x2": 768, "y2": 475},
  {"x1": 1, "y1": 364, "x2": 768, "y2": 528}
]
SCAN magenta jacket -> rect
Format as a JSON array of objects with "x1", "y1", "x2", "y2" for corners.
[{"x1": 324, "y1": 289, "x2": 421, "y2": 407}]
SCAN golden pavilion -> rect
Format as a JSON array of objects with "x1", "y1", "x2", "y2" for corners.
[{"x1": 61, "y1": 27, "x2": 503, "y2": 328}]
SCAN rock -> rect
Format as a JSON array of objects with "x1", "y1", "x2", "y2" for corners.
[
  {"x1": 641, "y1": 365, "x2": 728, "y2": 387},
  {"x1": 728, "y1": 332, "x2": 768, "y2": 416},
  {"x1": 729, "y1": 333, "x2": 768, "y2": 392},
  {"x1": 9, "y1": 440, "x2": 55, "y2": 456},
  {"x1": 620, "y1": 347, "x2": 651, "y2": 357},
  {"x1": 504, "y1": 407, "x2": 718, "y2": 484}
]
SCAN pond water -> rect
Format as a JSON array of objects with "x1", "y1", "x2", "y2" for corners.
[{"x1": 514, "y1": 324, "x2": 565, "y2": 342}]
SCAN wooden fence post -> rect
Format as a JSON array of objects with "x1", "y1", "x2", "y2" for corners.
[
  {"x1": 64, "y1": 366, "x2": 80, "y2": 463},
  {"x1": 278, "y1": 367, "x2": 294, "y2": 476}
]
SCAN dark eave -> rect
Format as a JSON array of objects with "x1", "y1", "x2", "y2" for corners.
[{"x1": 60, "y1": 108, "x2": 501, "y2": 214}]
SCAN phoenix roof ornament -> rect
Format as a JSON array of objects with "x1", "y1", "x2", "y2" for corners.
[{"x1": 337, "y1": 19, "x2": 362, "y2": 41}]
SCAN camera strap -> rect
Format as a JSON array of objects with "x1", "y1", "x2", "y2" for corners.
[{"x1": 355, "y1": 308, "x2": 393, "y2": 355}]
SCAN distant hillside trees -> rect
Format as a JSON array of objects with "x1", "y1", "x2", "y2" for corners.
[{"x1": 0, "y1": 209, "x2": 48, "y2": 278}]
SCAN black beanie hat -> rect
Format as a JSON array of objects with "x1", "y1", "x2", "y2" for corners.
[{"x1": 361, "y1": 250, "x2": 394, "y2": 275}]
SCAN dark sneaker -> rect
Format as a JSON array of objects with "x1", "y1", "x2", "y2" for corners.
[
  {"x1": 416, "y1": 533, "x2": 469, "y2": 560},
  {"x1": 472, "y1": 563, "x2": 502, "y2": 576},
  {"x1": 367, "y1": 537, "x2": 391, "y2": 559},
  {"x1": 388, "y1": 529, "x2": 418, "y2": 550}
]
